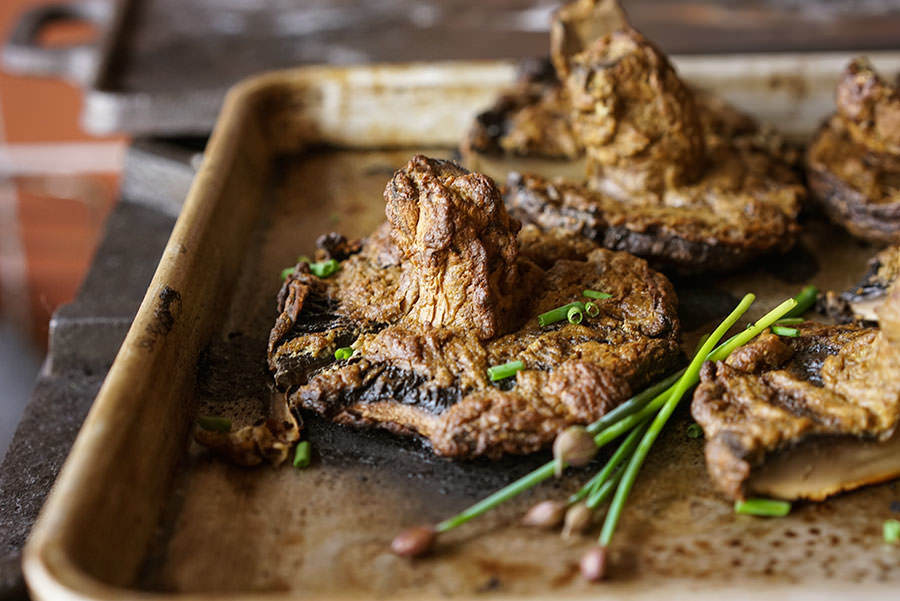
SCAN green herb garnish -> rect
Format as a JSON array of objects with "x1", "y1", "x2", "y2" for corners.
[
  {"x1": 784, "y1": 285, "x2": 818, "y2": 318},
  {"x1": 310, "y1": 259, "x2": 340, "y2": 278},
  {"x1": 774, "y1": 317, "x2": 804, "y2": 325},
  {"x1": 398, "y1": 293, "x2": 800, "y2": 559},
  {"x1": 584, "y1": 301, "x2": 600, "y2": 317},
  {"x1": 884, "y1": 519, "x2": 900, "y2": 544},
  {"x1": 734, "y1": 498, "x2": 791, "y2": 517},
  {"x1": 196, "y1": 416, "x2": 231, "y2": 432},
  {"x1": 293, "y1": 441, "x2": 312, "y2": 469},
  {"x1": 567, "y1": 305, "x2": 584, "y2": 325},
  {"x1": 488, "y1": 360, "x2": 524, "y2": 381},
  {"x1": 280, "y1": 267, "x2": 294, "y2": 281},
  {"x1": 771, "y1": 325, "x2": 799, "y2": 337},
  {"x1": 334, "y1": 346, "x2": 354, "y2": 360},
  {"x1": 583, "y1": 290, "x2": 612, "y2": 300},
  {"x1": 538, "y1": 302, "x2": 585, "y2": 327},
  {"x1": 686, "y1": 423, "x2": 703, "y2": 439}
]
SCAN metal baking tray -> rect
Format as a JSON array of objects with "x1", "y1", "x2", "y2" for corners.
[
  {"x1": 5, "y1": 0, "x2": 900, "y2": 136},
  {"x1": 23, "y1": 55, "x2": 900, "y2": 600}
]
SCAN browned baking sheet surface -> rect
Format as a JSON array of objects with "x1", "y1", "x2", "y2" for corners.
[
  {"x1": 137, "y1": 150, "x2": 894, "y2": 595},
  {"x1": 22, "y1": 61, "x2": 900, "y2": 600}
]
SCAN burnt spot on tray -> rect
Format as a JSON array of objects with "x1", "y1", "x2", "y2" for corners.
[{"x1": 137, "y1": 285, "x2": 183, "y2": 350}]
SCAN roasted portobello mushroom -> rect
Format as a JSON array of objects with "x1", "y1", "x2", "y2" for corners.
[
  {"x1": 201, "y1": 156, "x2": 682, "y2": 463},
  {"x1": 692, "y1": 282, "x2": 900, "y2": 501},
  {"x1": 807, "y1": 58, "x2": 900, "y2": 244}
]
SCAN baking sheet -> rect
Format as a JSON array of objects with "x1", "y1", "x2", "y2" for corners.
[{"x1": 23, "y1": 59, "x2": 900, "y2": 600}]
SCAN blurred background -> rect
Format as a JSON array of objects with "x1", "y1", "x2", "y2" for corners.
[{"x1": 2, "y1": 0, "x2": 900, "y2": 459}]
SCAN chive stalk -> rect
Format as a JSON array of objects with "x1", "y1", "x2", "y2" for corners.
[
  {"x1": 309, "y1": 259, "x2": 340, "y2": 278},
  {"x1": 569, "y1": 421, "x2": 649, "y2": 505},
  {"x1": 599, "y1": 294, "x2": 757, "y2": 545},
  {"x1": 784, "y1": 285, "x2": 817, "y2": 318},
  {"x1": 771, "y1": 325, "x2": 799, "y2": 337},
  {"x1": 293, "y1": 441, "x2": 312, "y2": 469},
  {"x1": 586, "y1": 470, "x2": 624, "y2": 509},
  {"x1": 196, "y1": 416, "x2": 231, "y2": 432},
  {"x1": 567, "y1": 306, "x2": 584, "y2": 325},
  {"x1": 884, "y1": 519, "x2": 900, "y2": 544},
  {"x1": 539, "y1": 302, "x2": 585, "y2": 327},
  {"x1": 734, "y1": 498, "x2": 791, "y2": 517},
  {"x1": 583, "y1": 290, "x2": 612, "y2": 300},
  {"x1": 280, "y1": 267, "x2": 294, "y2": 281},
  {"x1": 488, "y1": 360, "x2": 524, "y2": 382},
  {"x1": 425, "y1": 295, "x2": 799, "y2": 545},
  {"x1": 774, "y1": 317, "x2": 804, "y2": 325},
  {"x1": 598, "y1": 296, "x2": 798, "y2": 546}
]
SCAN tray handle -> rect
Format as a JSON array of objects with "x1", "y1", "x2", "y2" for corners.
[{"x1": 2, "y1": 0, "x2": 111, "y2": 83}]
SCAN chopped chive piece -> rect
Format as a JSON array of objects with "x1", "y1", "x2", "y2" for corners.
[
  {"x1": 293, "y1": 441, "x2": 311, "y2": 469},
  {"x1": 584, "y1": 301, "x2": 600, "y2": 317},
  {"x1": 334, "y1": 346, "x2": 353, "y2": 360},
  {"x1": 884, "y1": 519, "x2": 900, "y2": 544},
  {"x1": 735, "y1": 498, "x2": 791, "y2": 517},
  {"x1": 774, "y1": 317, "x2": 804, "y2": 325},
  {"x1": 309, "y1": 259, "x2": 340, "y2": 278},
  {"x1": 297, "y1": 255, "x2": 311, "y2": 264},
  {"x1": 197, "y1": 416, "x2": 231, "y2": 432},
  {"x1": 771, "y1": 325, "x2": 799, "y2": 337},
  {"x1": 784, "y1": 285, "x2": 818, "y2": 318},
  {"x1": 488, "y1": 360, "x2": 524, "y2": 381},
  {"x1": 281, "y1": 267, "x2": 294, "y2": 281},
  {"x1": 538, "y1": 302, "x2": 585, "y2": 327},
  {"x1": 686, "y1": 423, "x2": 703, "y2": 439},
  {"x1": 583, "y1": 290, "x2": 612, "y2": 300},
  {"x1": 567, "y1": 306, "x2": 584, "y2": 325}
]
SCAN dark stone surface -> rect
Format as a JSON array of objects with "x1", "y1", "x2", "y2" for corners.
[{"x1": 0, "y1": 143, "x2": 185, "y2": 599}]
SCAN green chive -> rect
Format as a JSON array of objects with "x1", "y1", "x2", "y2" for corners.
[
  {"x1": 686, "y1": 423, "x2": 703, "y2": 439},
  {"x1": 583, "y1": 290, "x2": 612, "y2": 300},
  {"x1": 599, "y1": 294, "x2": 758, "y2": 546},
  {"x1": 585, "y1": 301, "x2": 600, "y2": 317},
  {"x1": 734, "y1": 498, "x2": 791, "y2": 517},
  {"x1": 569, "y1": 421, "x2": 649, "y2": 505},
  {"x1": 297, "y1": 255, "x2": 311, "y2": 264},
  {"x1": 586, "y1": 470, "x2": 623, "y2": 509},
  {"x1": 293, "y1": 441, "x2": 312, "y2": 469},
  {"x1": 774, "y1": 317, "x2": 804, "y2": 325},
  {"x1": 197, "y1": 416, "x2": 231, "y2": 432},
  {"x1": 429, "y1": 295, "x2": 799, "y2": 539},
  {"x1": 538, "y1": 302, "x2": 585, "y2": 327},
  {"x1": 334, "y1": 346, "x2": 353, "y2": 360},
  {"x1": 488, "y1": 360, "x2": 524, "y2": 381},
  {"x1": 771, "y1": 325, "x2": 799, "y2": 337},
  {"x1": 310, "y1": 259, "x2": 340, "y2": 278},
  {"x1": 281, "y1": 267, "x2": 294, "y2": 281},
  {"x1": 567, "y1": 306, "x2": 584, "y2": 325},
  {"x1": 784, "y1": 285, "x2": 817, "y2": 318},
  {"x1": 884, "y1": 519, "x2": 900, "y2": 544}
]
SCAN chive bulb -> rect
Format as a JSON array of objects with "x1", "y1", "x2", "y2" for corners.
[
  {"x1": 580, "y1": 546, "x2": 608, "y2": 582},
  {"x1": 391, "y1": 525, "x2": 437, "y2": 557},
  {"x1": 522, "y1": 500, "x2": 567, "y2": 529},
  {"x1": 562, "y1": 502, "x2": 593, "y2": 538},
  {"x1": 553, "y1": 426, "x2": 598, "y2": 476}
]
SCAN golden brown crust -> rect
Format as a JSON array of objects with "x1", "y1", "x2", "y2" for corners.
[
  {"x1": 264, "y1": 156, "x2": 682, "y2": 459},
  {"x1": 566, "y1": 28, "x2": 706, "y2": 196},
  {"x1": 691, "y1": 323, "x2": 900, "y2": 500},
  {"x1": 806, "y1": 58, "x2": 900, "y2": 243}
]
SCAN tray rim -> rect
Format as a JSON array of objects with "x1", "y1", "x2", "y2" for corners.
[{"x1": 23, "y1": 58, "x2": 900, "y2": 601}]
